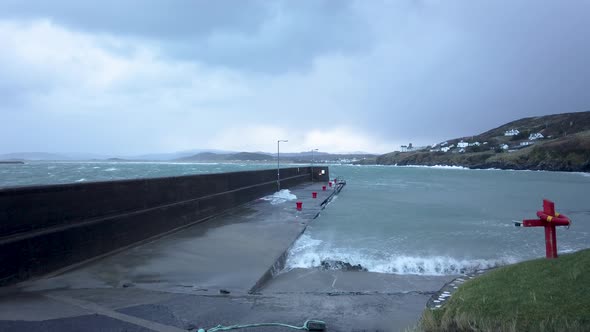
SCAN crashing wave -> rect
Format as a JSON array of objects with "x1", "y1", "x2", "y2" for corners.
[
  {"x1": 286, "y1": 235, "x2": 515, "y2": 276},
  {"x1": 260, "y1": 189, "x2": 297, "y2": 205},
  {"x1": 394, "y1": 165, "x2": 468, "y2": 170}
]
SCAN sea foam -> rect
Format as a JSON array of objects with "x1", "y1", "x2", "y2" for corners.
[{"x1": 285, "y1": 234, "x2": 516, "y2": 276}]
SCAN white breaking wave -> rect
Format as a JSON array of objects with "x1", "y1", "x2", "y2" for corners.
[
  {"x1": 261, "y1": 189, "x2": 297, "y2": 205},
  {"x1": 104, "y1": 167, "x2": 118, "y2": 172},
  {"x1": 394, "y1": 165, "x2": 468, "y2": 170},
  {"x1": 286, "y1": 234, "x2": 516, "y2": 276}
]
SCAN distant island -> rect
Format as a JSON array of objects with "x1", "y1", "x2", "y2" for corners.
[
  {"x1": 0, "y1": 161, "x2": 25, "y2": 164},
  {"x1": 0, "y1": 151, "x2": 376, "y2": 164},
  {"x1": 365, "y1": 111, "x2": 590, "y2": 172}
]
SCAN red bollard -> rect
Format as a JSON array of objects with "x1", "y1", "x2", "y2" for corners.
[
  {"x1": 519, "y1": 199, "x2": 571, "y2": 259},
  {"x1": 322, "y1": 185, "x2": 326, "y2": 191},
  {"x1": 312, "y1": 192, "x2": 317, "y2": 198},
  {"x1": 328, "y1": 182, "x2": 332, "y2": 188},
  {"x1": 296, "y1": 201, "x2": 303, "y2": 210}
]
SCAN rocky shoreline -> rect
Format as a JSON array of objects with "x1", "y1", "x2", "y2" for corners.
[{"x1": 426, "y1": 269, "x2": 491, "y2": 309}]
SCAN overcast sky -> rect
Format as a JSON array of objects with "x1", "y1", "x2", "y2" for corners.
[{"x1": 1, "y1": 0, "x2": 589, "y2": 155}]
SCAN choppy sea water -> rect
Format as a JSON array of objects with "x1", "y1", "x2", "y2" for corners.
[
  {"x1": 286, "y1": 165, "x2": 590, "y2": 275},
  {"x1": 0, "y1": 161, "x2": 279, "y2": 188},
  {"x1": 1, "y1": 162, "x2": 589, "y2": 276}
]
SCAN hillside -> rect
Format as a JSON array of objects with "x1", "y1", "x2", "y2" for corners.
[
  {"x1": 377, "y1": 111, "x2": 590, "y2": 172},
  {"x1": 420, "y1": 249, "x2": 590, "y2": 331},
  {"x1": 176, "y1": 152, "x2": 273, "y2": 162}
]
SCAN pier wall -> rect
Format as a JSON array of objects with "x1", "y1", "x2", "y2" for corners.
[{"x1": 0, "y1": 166, "x2": 329, "y2": 286}]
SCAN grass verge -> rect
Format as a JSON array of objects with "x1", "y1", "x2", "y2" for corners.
[{"x1": 418, "y1": 249, "x2": 590, "y2": 332}]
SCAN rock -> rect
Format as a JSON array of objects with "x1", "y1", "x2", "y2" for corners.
[{"x1": 320, "y1": 260, "x2": 368, "y2": 272}]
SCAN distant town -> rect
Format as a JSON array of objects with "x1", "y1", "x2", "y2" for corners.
[{"x1": 402, "y1": 128, "x2": 546, "y2": 154}]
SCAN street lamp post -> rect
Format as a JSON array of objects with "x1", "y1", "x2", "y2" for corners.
[
  {"x1": 277, "y1": 140, "x2": 288, "y2": 191},
  {"x1": 311, "y1": 148, "x2": 318, "y2": 182}
]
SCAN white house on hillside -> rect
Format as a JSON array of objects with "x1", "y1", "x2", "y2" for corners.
[
  {"x1": 457, "y1": 140, "x2": 469, "y2": 148},
  {"x1": 520, "y1": 141, "x2": 534, "y2": 147},
  {"x1": 529, "y1": 133, "x2": 544, "y2": 140},
  {"x1": 500, "y1": 144, "x2": 509, "y2": 150},
  {"x1": 469, "y1": 142, "x2": 481, "y2": 147},
  {"x1": 441, "y1": 147, "x2": 451, "y2": 152},
  {"x1": 504, "y1": 129, "x2": 520, "y2": 136}
]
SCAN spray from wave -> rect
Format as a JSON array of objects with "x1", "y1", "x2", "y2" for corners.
[
  {"x1": 260, "y1": 189, "x2": 297, "y2": 205},
  {"x1": 286, "y1": 235, "x2": 516, "y2": 276}
]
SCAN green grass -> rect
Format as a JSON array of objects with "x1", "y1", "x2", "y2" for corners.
[{"x1": 419, "y1": 249, "x2": 590, "y2": 332}]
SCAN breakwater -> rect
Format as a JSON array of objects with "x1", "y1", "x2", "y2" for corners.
[{"x1": 0, "y1": 166, "x2": 329, "y2": 286}]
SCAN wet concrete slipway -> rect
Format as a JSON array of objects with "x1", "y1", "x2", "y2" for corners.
[{"x1": 0, "y1": 181, "x2": 454, "y2": 332}]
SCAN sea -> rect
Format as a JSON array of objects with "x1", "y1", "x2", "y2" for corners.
[{"x1": 1, "y1": 161, "x2": 589, "y2": 276}]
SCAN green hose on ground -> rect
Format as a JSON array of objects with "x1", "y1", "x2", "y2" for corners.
[{"x1": 197, "y1": 319, "x2": 326, "y2": 332}]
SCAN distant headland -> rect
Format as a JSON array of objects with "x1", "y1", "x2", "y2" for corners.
[
  {"x1": 0, "y1": 160, "x2": 25, "y2": 164},
  {"x1": 0, "y1": 151, "x2": 377, "y2": 165},
  {"x1": 362, "y1": 111, "x2": 590, "y2": 172}
]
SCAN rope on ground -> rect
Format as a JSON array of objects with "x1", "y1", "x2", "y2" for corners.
[{"x1": 198, "y1": 319, "x2": 326, "y2": 332}]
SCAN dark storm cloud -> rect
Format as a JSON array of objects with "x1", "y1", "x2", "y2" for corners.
[
  {"x1": 0, "y1": 0, "x2": 373, "y2": 73},
  {"x1": 0, "y1": 0, "x2": 267, "y2": 38},
  {"x1": 356, "y1": 1, "x2": 590, "y2": 143}
]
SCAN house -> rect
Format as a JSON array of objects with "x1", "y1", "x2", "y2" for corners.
[
  {"x1": 504, "y1": 129, "x2": 520, "y2": 136},
  {"x1": 520, "y1": 141, "x2": 534, "y2": 147},
  {"x1": 469, "y1": 142, "x2": 481, "y2": 147},
  {"x1": 441, "y1": 147, "x2": 451, "y2": 152},
  {"x1": 457, "y1": 140, "x2": 469, "y2": 148},
  {"x1": 440, "y1": 141, "x2": 449, "y2": 146},
  {"x1": 459, "y1": 148, "x2": 466, "y2": 153},
  {"x1": 500, "y1": 144, "x2": 509, "y2": 150},
  {"x1": 529, "y1": 133, "x2": 544, "y2": 140}
]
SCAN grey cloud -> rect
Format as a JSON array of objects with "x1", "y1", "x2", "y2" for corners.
[
  {"x1": 1, "y1": 1, "x2": 590, "y2": 154},
  {"x1": 0, "y1": 0, "x2": 374, "y2": 73}
]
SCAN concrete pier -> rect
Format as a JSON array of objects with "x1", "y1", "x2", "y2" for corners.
[
  {"x1": 0, "y1": 178, "x2": 453, "y2": 331},
  {"x1": 0, "y1": 167, "x2": 326, "y2": 286}
]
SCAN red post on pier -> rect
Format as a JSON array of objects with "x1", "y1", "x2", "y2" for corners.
[
  {"x1": 296, "y1": 201, "x2": 303, "y2": 210},
  {"x1": 328, "y1": 182, "x2": 332, "y2": 188},
  {"x1": 322, "y1": 185, "x2": 326, "y2": 191},
  {"x1": 519, "y1": 199, "x2": 571, "y2": 259},
  {"x1": 312, "y1": 192, "x2": 317, "y2": 199}
]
